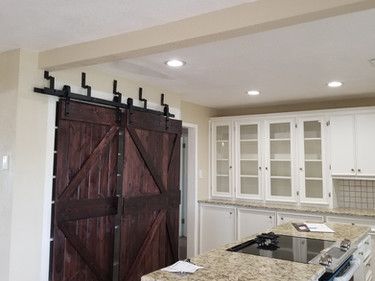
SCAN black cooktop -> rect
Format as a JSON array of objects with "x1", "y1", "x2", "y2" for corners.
[{"x1": 228, "y1": 233, "x2": 335, "y2": 264}]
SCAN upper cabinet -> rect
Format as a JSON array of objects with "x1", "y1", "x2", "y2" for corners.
[
  {"x1": 210, "y1": 107, "x2": 375, "y2": 204},
  {"x1": 264, "y1": 119, "x2": 296, "y2": 202},
  {"x1": 211, "y1": 121, "x2": 233, "y2": 197},
  {"x1": 331, "y1": 113, "x2": 375, "y2": 178},
  {"x1": 235, "y1": 121, "x2": 262, "y2": 199},
  {"x1": 297, "y1": 118, "x2": 328, "y2": 204},
  {"x1": 330, "y1": 115, "x2": 356, "y2": 176}
]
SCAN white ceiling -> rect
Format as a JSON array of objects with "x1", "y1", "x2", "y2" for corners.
[
  {"x1": 98, "y1": 9, "x2": 375, "y2": 108},
  {"x1": 0, "y1": 0, "x2": 256, "y2": 52}
]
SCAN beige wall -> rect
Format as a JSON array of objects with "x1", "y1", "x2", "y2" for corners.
[
  {"x1": 0, "y1": 49, "x2": 20, "y2": 281},
  {"x1": 181, "y1": 101, "x2": 217, "y2": 199},
  {"x1": 216, "y1": 95, "x2": 375, "y2": 116}
]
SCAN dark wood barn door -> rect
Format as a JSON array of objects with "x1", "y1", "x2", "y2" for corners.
[
  {"x1": 51, "y1": 101, "x2": 119, "y2": 281},
  {"x1": 51, "y1": 100, "x2": 181, "y2": 281},
  {"x1": 119, "y1": 110, "x2": 181, "y2": 281}
]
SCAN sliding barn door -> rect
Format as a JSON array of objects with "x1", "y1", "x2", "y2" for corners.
[
  {"x1": 120, "y1": 110, "x2": 182, "y2": 281},
  {"x1": 51, "y1": 101, "x2": 119, "y2": 281}
]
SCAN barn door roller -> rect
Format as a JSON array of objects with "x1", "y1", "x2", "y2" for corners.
[{"x1": 34, "y1": 71, "x2": 175, "y2": 118}]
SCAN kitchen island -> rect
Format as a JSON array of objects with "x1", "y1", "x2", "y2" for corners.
[{"x1": 141, "y1": 223, "x2": 370, "y2": 281}]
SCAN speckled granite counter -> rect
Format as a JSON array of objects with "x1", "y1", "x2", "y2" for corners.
[
  {"x1": 199, "y1": 199, "x2": 375, "y2": 218},
  {"x1": 141, "y1": 223, "x2": 370, "y2": 281}
]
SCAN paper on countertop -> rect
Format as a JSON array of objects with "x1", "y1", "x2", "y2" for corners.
[
  {"x1": 161, "y1": 261, "x2": 203, "y2": 273},
  {"x1": 305, "y1": 223, "x2": 335, "y2": 233}
]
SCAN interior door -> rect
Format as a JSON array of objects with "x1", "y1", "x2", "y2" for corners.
[
  {"x1": 119, "y1": 110, "x2": 182, "y2": 281},
  {"x1": 51, "y1": 101, "x2": 119, "y2": 281}
]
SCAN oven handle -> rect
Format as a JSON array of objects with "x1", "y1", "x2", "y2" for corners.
[{"x1": 333, "y1": 257, "x2": 361, "y2": 281}]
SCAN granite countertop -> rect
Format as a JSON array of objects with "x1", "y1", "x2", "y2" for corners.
[
  {"x1": 199, "y1": 199, "x2": 375, "y2": 218},
  {"x1": 141, "y1": 223, "x2": 370, "y2": 281}
]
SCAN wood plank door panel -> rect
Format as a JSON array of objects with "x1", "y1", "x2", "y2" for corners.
[
  {"x1": 120, "y1": 110, "x2": 182, "y2": 281},
  {"x1": 52, "y1": 101, "x2": 119, "y2": 281}
]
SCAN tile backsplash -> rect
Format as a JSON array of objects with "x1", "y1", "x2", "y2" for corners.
[{"x1": 335, "y1": 180, "x2": 375, "y2": 209}]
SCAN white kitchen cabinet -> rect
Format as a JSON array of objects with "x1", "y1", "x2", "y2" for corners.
[
  {"x1": 356, "y1": 113, "x2": 375, "y2": 177},
  {"x1": 234, "y1": 121, "x2": 263, "y2": 200},
  {"x1": 330, "y1": 115, "x2": 356, "y2": 176},
  {"x1": 237, "y1": 208, "x2": 276, "y2": 240},
  {"x1": 265, "y1": 119, "x2": 297, "y2": 202},
  {"x1": 199, "y1": 204, "x2": 236, "y2": 253},
  {"x1": 331, "y1": 113, "x2": 375, "y2": 178},
  {"x1": 297, "y1": 117, "x2": 329, "y2": 204},
  {"x1": 211, "y1": 121, "x2": 234, "y2": 197},
  {"x1": 277, "y1": 211, "x2": 324, "y2": 225}
]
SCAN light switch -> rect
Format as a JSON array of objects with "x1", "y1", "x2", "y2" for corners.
[{"x1": 1, "y1": 155, "x2": 9, "y2": 171}]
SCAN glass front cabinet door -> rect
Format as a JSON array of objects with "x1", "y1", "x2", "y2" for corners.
[
  {"x1": 235, "y1": 121, "x2": 262, "y2": 199},
  {"x1": 211, "y1": 121, "x2": 233, "y2": 197},
  {"x1": 297, "y1": 118, "x2": 328, "y2": 204},
  {"x1": 265, "y1": 119, "x2": 296, "y2": 202}
]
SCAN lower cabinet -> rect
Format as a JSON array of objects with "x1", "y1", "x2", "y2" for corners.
[
  {"x1": 277, "y1": 212, "x2": 324, "y2": 225},
  {"x1": 237, "y1": 208, "x2": 276, "y2": 240},
  {"x1": 199, "y1": 204, "x2": 236, "y2": 253},
  {"x1": 326, "y1": 216, "x2": 375, "y2": 281}
]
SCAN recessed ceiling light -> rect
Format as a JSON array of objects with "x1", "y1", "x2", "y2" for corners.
[
  {"x1": 327, "y1": 81, "x2": 343, "y2": 88},
  {"x1": 166, "y1": 59, "x2": 185, "y2": 68},
  {"x1": 247, "y1": 90, "x2": 260, "y2": 96}
]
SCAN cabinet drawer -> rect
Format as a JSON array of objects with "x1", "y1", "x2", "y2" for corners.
[
  {"x1": 325, "y1": 216, "x2": 375, "y2": 228},
  {"x1": 277, "y1": 212, "x2": 324, "y2": 225}
]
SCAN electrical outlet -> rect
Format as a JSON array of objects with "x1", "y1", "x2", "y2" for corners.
[{"x1": 1, "y1": 155, "x2": 9, "y2": 171}]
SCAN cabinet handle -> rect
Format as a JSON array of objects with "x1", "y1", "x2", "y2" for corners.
[
  {"x1": 299, "y1": 168, "x2": 303, "y2": 171},
  {"x1": 229, "y1": 166, "x2": 232, "y2": 169},
  {"x1": 281, "y1": 217, "x2": 284, "y2": 220},
  {"x1": 365, "y1": 241, "x2": 370, "y2": 245},
  {"x1": 265, "y1": 167, "x2": 268, "y2": 171},
  {"x1": 358, "y1": 169, "x2": 361, "y2": 173},
  {"x1": 359, "y1": 252, "x2": 364, "y2": 256}
]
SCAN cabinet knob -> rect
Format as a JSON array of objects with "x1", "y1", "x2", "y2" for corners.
[
  {"x1": 358, "y1": 169, "x2": 361, "y2": 173},
  {"x1": 265, "y1": 167, "x2": 268, "y2": 171},
  {"x1": 229, "y1": 166, "x2": 232, "y2": 169},
  {"x1": 269, "y1": 216, "x2": 272, "y2": 219},
  {"x1": 259, "y1": 167, "x2": 262, "y2": 170},
  {"x1": 299, "y1": 168, "x2": 303, "y2": 171},
  {"x1": 281, "y1": 217, "x2": 284, "y2": 220},
  {"x1": 351, "y1": 168, "x2": 355, "y2": 172}
]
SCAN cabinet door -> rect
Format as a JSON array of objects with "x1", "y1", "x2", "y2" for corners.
[
  {"x1": 265, "y1": 119, "x2": 297, "y2": 202},
  {"x1": 356, "y1": 113, "x2": 375, "y2": 177},
  {"x1": 277, "y1": 212, "x2": 324, "y2": 225},
  {"x1": 330, "y1": 115, "x2": 356, "y2": 176},
  {"x1": 199, "y1": 205, "x2": 236, "y2": 253},
  {"x1": 298, "y1": 118, "x2": 328, "y2": 204},
  {"x1": 235, "y1": 121, "x2": 262, "y2": 199},
  {"x1": 211, "y1": 121, "x2": 233, "y2": 197},
  {"x1": 237, "y1": 208, "x2": 275, "y2": 240}
]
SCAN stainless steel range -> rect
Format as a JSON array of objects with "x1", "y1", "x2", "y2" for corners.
[{"x1": 228, "y1": 232, "x2": 360, "y2": 281}]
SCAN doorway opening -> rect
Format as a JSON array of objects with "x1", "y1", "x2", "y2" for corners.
[{"x1": 179, "y1": 123, "x2": 198, "y2": 260}]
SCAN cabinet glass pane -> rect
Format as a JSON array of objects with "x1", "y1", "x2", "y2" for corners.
[
  {"x1": 240, "y1": 160, "x2": 258, "y2": 175},
  {"x1": 241, "y1": 177, "x2": 258, "y2": 195},
  {"x1": 217, "y1": 126, "x2": 229, "y2": 140},
  {"x1": 270, "y1": 123, "x2": 290, "y2": 139},
  {"x1": 270, "y1": 140, "x2": 291, "y2": 160},
  {"x1": 240, "y1": 125, "x2": 257, "y2": 140},
  {"x1": 216, "y1": 141, "x2": 229, "y2": 160},
  {"x1": 304, "y1": 140, "x2": 321, "y2": 160},
  {"x1": 271, "y1": 178, "x2": 292, "y2": 196},
  {"x1": 240, "y1": 142, "x2": 258, "y2": 159},
  {"x1": 305, "y1": 179, "x2": 323, "y2": 198},
  {"x1": 305, "y1": 161, "x2": 322, "y2": 178},
  {"x1": 304, "y1": 121, "x2": 321, "y2": 138},
  {"x1": 217, "y1": 160, "x2": 229, "y2": 175},
  {"x1": 217, "y1": 176, "x2": 229, "y2": 192},
  {"x1": 271, "y1": 161, "x2": 291, "y2": 177}
]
